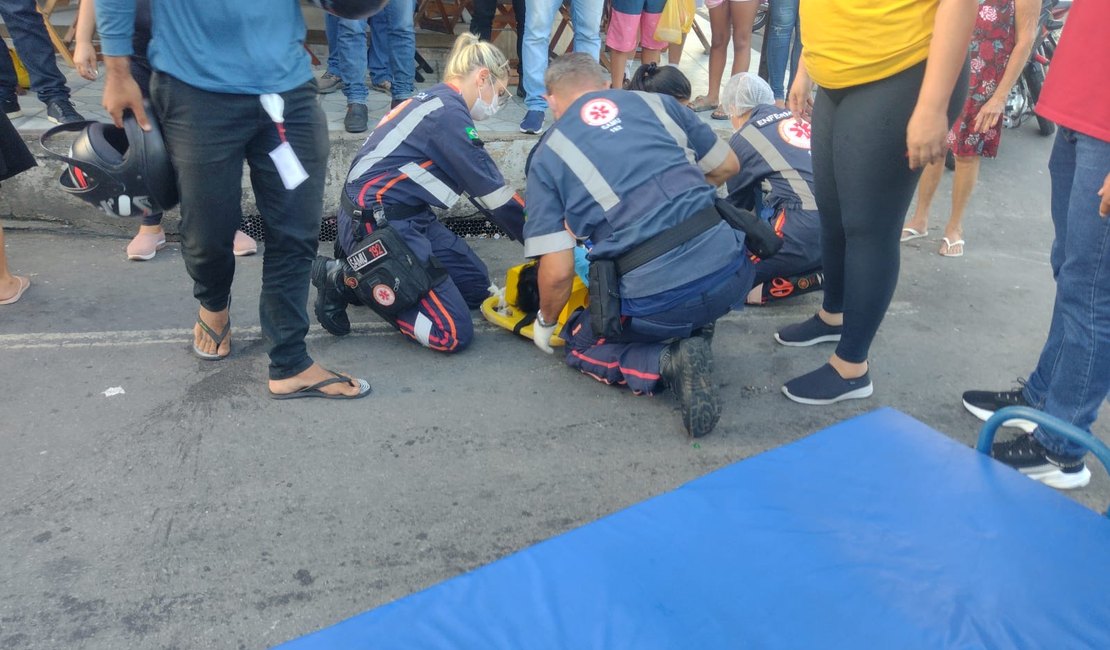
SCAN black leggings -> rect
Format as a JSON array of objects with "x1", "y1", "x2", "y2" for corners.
[{"x1": 812, "y1": 60, "x2": 966, "y2": 363}]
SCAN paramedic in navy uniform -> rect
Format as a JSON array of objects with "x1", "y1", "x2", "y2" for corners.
[
  {"x1": 722, "y1": 73, "x2": 823, "y2": 306},
  {"x1": 525, "y1": 53, "x2": 753, "y2": 439},
  {"x1": 313, "y1": 34, "x2": 526, "y2": 353}
]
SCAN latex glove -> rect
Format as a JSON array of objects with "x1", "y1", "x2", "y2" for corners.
[
  {"x1": 533, "y1": 311, "x2": 556, "y2": 354},
  {"x1": 488, "y1": 282, "x2": 508, "y2": 311}
]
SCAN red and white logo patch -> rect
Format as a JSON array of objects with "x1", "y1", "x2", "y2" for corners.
[
  {"x1": 581, "y1": 98, "x2": 619, "y2": 127},
  {"x1": 372, "y1": 284, "x2": 396, "y2": 306},
  {"x1": 778, "y1": 117, "x2": 812, "y2": 149}
]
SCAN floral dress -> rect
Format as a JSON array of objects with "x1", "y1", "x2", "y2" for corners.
[{"x1": 948, "y1": 0, "x2": 1017, "y2": 158}]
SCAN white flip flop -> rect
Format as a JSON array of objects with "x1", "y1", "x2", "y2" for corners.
[
  {"x1": 900, "y1": 227, "x2": 928, "y2": 243},
  {"x1": 939, "y1": 237, "x2": 965, "y2": 257}
]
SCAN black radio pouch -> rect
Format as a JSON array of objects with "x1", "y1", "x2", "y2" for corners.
[
  {"x1": 345, "y1": 223, "x2": 441, "y2": 318},
  {"x1": 714, "y1": 198, "x2": 784, "y2": 260},
  {"x1": 588, "y1": 259, "x2": 623, "y2": 339}
]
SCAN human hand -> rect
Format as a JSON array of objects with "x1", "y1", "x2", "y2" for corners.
[
  {"x1": 787, "y1": 70, "x2": 814, "y2": 122},
  {"x1": 102, "y1": 57, "x2": 149, "y2": 130},
  {"x1": 1099, "y1": 171, "x2": 1110, "y2": 218},
  {"x1": 906, "y1": 106, "x2": 949, "y2": 170},
  {"x1": 533, "y1": 311, "x2": 557, "y2": 354},
  {"x1": 73, "y1": 41, "x2": 98, "y2": 81},
  {"x1": 973, "y1": 96, "x2": 1005, "y2": 133}
]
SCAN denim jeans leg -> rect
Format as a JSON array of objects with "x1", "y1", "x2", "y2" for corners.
[
  {"x1": 0, "y1": 1, "x2": 69, "y2": 104},
  {"x1": 1029, "y1": 130, "x2": 1110, "y2": 458},
  {"x1": 766, "y1": 0, "x2": 799, "y2": 100},
  {"x1": 245, "y1": 82, "x2": 328, "y2": 380},
  {"x1": 1023, "y1": 129, "x2": 1077, "y2": 406},
  {"x1": 325, "y1": 13, "x2": 340, "y2": 75},
  {"x1": 522, "y1": 0, "x2": 560, "y2": 111},
  {"x1": 384, "y1": 0, "x2": 415, "y2": 101},
  {"x1": 333, "y1": 17, "x2": 369, "y2": 104},
  {"x1": 150, "y1": 73, "x2": 251, "y2": 314},
  {"x1": 367, "y1": 14, "x2": 392, "y2": 85},
  {"x1": 569, "y1": 0, "x2": 604, "y2": 59}
]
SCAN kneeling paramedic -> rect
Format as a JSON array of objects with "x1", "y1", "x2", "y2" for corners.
[
  {"x1": 313, "y1": 33, "x2": 526, "y2": 352},
  {"x1": 525, "y1": 54, "x2": 768, "y2": 439},
  {"x1": 722, "y1": 73, "x2": 823, "y2": 306}
]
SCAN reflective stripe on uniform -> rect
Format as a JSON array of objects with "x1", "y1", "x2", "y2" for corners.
[
  {"x1": 738, "y1": 126, "x2": 818, "y2": 210},
  {"x1": 399, "y1": 161, "x2": 460, "y2": 207},
  {"x1": 634, "y1": 91, "x2": 696, "y2": 166},
  {"x1": 698, "y1": 139, "x2": 731, "y2": 174},
  {"x1": 346, "y1": 98, "x2": 445, "y2": 183},
  {"x1": 545, "y1": 130, "x2": 620, "y2": 212},
  {"x1": 524, "y1": 230, "x2": 576, "y2": 258},
  {"x1": 413, "y1": 312, "x2": 434, "y2": 347},
  {"x1": 474, "y1": 184, "x2": 516, "y2": 210}
]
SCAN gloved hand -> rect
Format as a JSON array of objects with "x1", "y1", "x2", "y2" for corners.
[
  {"x1": 488, "y1": 282, "x2": 508, "y2": 311},
  {"x1": 533, "y1": 310, "x2": 557, "y2": 354}
]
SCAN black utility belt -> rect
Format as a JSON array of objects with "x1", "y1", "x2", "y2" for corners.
[{"x1": 341, "y1": 192, "x2": 426, "y2": 225}]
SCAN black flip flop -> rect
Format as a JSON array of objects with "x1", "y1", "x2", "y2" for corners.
[
  {"x1": 269, "y1": 373, "x2": 372, "y2": 400},
  {"x1": 193, "y1": 303, "x2": 231, "y2": 360}
]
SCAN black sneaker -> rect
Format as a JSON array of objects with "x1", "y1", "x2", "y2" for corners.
[
  {"x1": 991, "y1": 433, "x2": 1090, "y2": 490},
  {"x1": 344, "y1": 103, "x2": 368, "y2": 134},
  {"x1": 774, "y1": 314, "x2": 842, "y2": 347},
  {"x1": 312, "y1": 256, "x2": 352, "y2": 336},
  {"x1": 659, "y1": 336, "x2": 720, "y2": 438},
  {"x1": 3, "y1": 96, "x2": 21, "y2": 119},
  {"x1": 45, "y1": 98, "x2": 84, "y2": 124},
  {"x1": 962, "y1": 382, "x2": 1036, "y2": 433},
  {"x1": 782, "y1": 363, "x2": 873, "y2": 405}
]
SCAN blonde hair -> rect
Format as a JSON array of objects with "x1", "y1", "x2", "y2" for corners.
[{"x1": 443, "y1": 33, "x2": 510, "y2": 83}]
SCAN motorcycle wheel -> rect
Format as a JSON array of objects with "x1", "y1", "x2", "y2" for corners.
[
  {"x1": 1036, "y1": 116, "x2": 1056, "y2": 137},
  {"x1": 752, "y1": 3, "x2": 769, "y2": 32},
  {"x1": 1025, "y1": 64, "x2": 1055, "y2": 136}
]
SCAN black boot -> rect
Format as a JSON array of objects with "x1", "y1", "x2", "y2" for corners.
[
  {"x1": 311, "y1": 256, "x2": 353, "y2": 336},
  {"x1": 659, "y1": 337, "x2": 720, "y2": 438}
]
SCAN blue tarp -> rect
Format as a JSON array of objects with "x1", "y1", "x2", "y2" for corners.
[{"x1": 279, "y1": 408, "x2": 1110, "y2": 649}]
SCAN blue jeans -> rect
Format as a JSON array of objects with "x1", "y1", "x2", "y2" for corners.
[
  {"x1": 0, "y1": 0, "x2": 70, "y2": 104},
  {"x1": 367, "y1": 0, "x2": 415, "y2": 100},
  {"x1": 325, "y1": 13, "x2": 369, "y2": 104},
  {"x1": 151, "y1": 74, "x2": 329, "y2": 380},
  {"x1": 522, "y1": 0, "x2": 603, "y2": 111},
  {"x1": 1022, "y1": 128, "x2": 1110, "y2": 459},
  {"x1": 765, "y1": 0, "x2": 801, "y2": 101}
]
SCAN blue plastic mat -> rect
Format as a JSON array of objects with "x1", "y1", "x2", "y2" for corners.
[{"x1": 278, "y1": 408, "x2": 1110, "y2": 649}]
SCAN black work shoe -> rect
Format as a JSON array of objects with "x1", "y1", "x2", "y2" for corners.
[
  {"x1": 991, "y1": 433, "x2": 1090, "y2": 490},
  {"x1": 45, "y1": 98, "x2": 84, "y2": 124},
  {"x1": 312, "y1": 256, "x2": 351, "y2": 336},
  {"x1": 962, "y1": 383, "x2": 1037, "y2": 433},
  {"x1": 774, "y1": 313, "x2": 842, "y2": 346},
  {"x1": 659, "y1": 337, "x2": 720, "y2": 438},
  {"x1": 344, "y1": 103, "x2": 368, "y2": 133},
  {"x1": 782, "y1": 363, "x2": 873, "y2": 405},
  {"x1": 3, "y1": 96, "x2": 22, "y2": 119}
]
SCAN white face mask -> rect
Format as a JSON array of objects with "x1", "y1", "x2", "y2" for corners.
[{"x1": 470, "y1": 78, "x2": 502, "y2": 121}]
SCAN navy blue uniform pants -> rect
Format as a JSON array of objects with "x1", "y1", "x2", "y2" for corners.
[
  {"x1": 560, "y1": 265, "x2": 749, "y2": 394},
  {"x1": 358, "y1": 209, "x2": 489, "y2": 353}
]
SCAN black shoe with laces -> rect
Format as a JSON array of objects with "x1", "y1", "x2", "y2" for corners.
[
  {"x1": 45, "y1": 98, "x2": 84, "y2": 124},
  {"x1": 659, "y1": 337, "x2": 720, "y2": 438},
  {"x1": 312, "y1": 256, "x2": 353, "y2": 336},
  {"x1": 991, "y1": 433, "x2": 1090, "y2": 490},
  {"x1": 3, "y1": 96, "x2": 22, "y2": 119},
  {"x1": 962, "y1": 382, "x2": 1036, "y2": 432}
]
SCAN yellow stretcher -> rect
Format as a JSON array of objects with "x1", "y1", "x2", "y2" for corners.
[{"x1": 480, "y1": 262, "x2": 589, "y2": 347}]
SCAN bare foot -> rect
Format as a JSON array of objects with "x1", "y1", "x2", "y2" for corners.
[
  {"x1": 829, "y1": 354, "x2": 868, "y2": 380},
  {"x1": 194, "y1": 305, "x2": 231, "y2": 358},
  {"x1": 0, "y1": 275, "x2": 29, "y2": 303},
  {"x1": 269, "y1": 363, "x2": 365, "y2": 398}
]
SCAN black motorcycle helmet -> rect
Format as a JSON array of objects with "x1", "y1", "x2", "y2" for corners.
[
  {"x1": 40, "y1": 102, "x2": 178, "y2": 218},
  {"x1": 308, "y1": 0, "x2": 390, "y2": 20}
]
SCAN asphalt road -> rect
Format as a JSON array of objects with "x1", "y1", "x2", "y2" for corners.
[{"x1": 1, "y1": 122, "x2": 1107, "y2": 649}]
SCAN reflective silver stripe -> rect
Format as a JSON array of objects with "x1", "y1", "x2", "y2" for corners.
[
  {"x1": 399, "y1": 162, "x2": 460, "y2": 207},
  {"x1": 413, "y1": 313, "x2": 434, "y2": 347},
  {"x1": 545, "y1": 130, "x2": 619, "y2": 212},
  {"x1": 474, "y1": 185, "x2": 516, "y2": 210},
  {"x1": 739, "y1": 126, "x2": 818, "y2": 210},
  {"x1": 346, "y1": 98, "x2": 444, "y2": 183},
  {"x1": 524, "y1": 231, "x2": 576, "y2": 258},
  {"x1": 634, "y1": 91, "x2": 696, "y2": 166},
  {"x1": 698, "y1": 139, "x2": 731, "y2": 174}
]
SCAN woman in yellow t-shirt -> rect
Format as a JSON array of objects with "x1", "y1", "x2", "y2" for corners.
[{"x1": 774, "y1": 0, "x2": 977, "y2": 405}]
